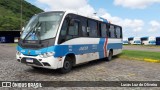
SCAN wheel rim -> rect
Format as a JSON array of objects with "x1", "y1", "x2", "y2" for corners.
[{"x1": 64, "y1": 61, "x2": 70, "y2": 69}]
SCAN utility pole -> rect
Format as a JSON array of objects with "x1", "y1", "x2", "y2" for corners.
[{"x1": 20, "y1": 0, "x2": 22, "y2": 31}]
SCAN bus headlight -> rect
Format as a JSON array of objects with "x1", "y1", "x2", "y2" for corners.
[
  {"x1": 46, "y1": 52, "x2": 54, "y2": 56},
  {"x1": 17, "y1": 51, "x2": 21, "y2": 56},
  {"x1": 39, "y1": 52, "x2": 54, "y2": 58}
]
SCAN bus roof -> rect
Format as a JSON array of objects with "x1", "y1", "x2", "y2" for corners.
[{"x1": 39, "y1": 11, "x2": 111, "y2": 24}]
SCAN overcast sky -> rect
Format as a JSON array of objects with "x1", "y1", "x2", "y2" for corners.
[{"x1": 26, "y1": 0, "x2": 160, "y2": 38}]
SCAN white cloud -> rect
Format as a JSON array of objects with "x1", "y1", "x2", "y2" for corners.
[
  {"x1": 35, "y1": 0, "x2": 145, "y2": 33},
  {"x1": 114, "y1": 0, "x2": 160, "y2": 9},
  {"x1": 99, "y1": 9, "x2": 144, "y2": 33},
  {"x1": 33, "y1": 0, "x2": 159, "y2": 37},
  {"x1": 37, "y1": 0, "x2": 95, "y2": 16},
  {"x1": 150, "y1": 20, "x2": 160, "y2": 27},
  {"x1": 148, "y1": 20, "x2": 160, "y2": 32}
]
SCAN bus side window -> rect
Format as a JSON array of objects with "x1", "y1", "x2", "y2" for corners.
[
  {"x1": 66, "y1": 21, "x2": 79, "y2": 40},
  {"x1": 109, "y1": 25, "x2": 116, "y2": 38},
  {"x1": 101, "y1": 23, "x2": 107, "y2": 38},
  {"x1": 81, "y1": 17, "x2": 88, "y2": 37},
  {"x1": 58, "y1": 19, "x2": 69, "y2": 44},
  {"x1": 115, "y1": 26, "x2": 121, "y2": 38},
  {"x1": 106, "y1": 24, "x2": 109, "y2": 37},
  {"x1": 120, "y1": 27, "x2": 123, "y2": 38},
  {"x1": 88, "y1": 20, "x2": 98, "y2": 37},
  {"x1": 60, "y1": 20, "x2": 68, "y2": 36}
]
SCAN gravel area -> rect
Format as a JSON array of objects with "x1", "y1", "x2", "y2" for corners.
[{"x1": 0, "y1": 44, "x2": 160, "y2": 90}]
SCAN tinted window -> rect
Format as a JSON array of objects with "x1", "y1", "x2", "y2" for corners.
[
  {"x1": 60, "y1": 19, "x2": 68, "y2": 36},
  {"x1": 109, "y1": 25, "x2": 115, "y2": 38},
  {"x1": 81, "y1": 17, "x2": 88, "y2": 36},
  {"x1": 141, "y1": 38, "x2": 148, "y2": 41},
  {"x1": 66, "y1": 21, "x2": 79, "y2": 40},
  {"x1": 101, "y1": 23, "x2": 108, "y2": 37},
  {"x1": 88, "y1": 20, "x2": 98, "y2": 37},
  {"x1": 128, "y1": 38, "x2": 133, "y2": 41},
  {"x1": 58, "y1": 18, "x2": 69, "y2": 44},
  {"x1": 115, "y1": 26, "x2": 121, "y2": 38},
  {"x1": 68, "y1": 22, "x2": 78, "y2": 36}
]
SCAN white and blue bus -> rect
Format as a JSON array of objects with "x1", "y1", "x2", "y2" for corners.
[
  {"x1": 141, "y1": 36, "x2": 156, "y2": 45},
  {"x1": 128, "y1": 37, "x2": 141, "y2": 45},
  {"x1": 16, "y1": 11, "x2": 123, "y2": 73}
]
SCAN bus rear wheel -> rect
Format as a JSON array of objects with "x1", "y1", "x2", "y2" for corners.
[
  {"x1": 107, "y1": 50, "x2": 113, "y2": 61},
  {"x1": 59, "y1": 57, "x2": 73, "y2": 74}
]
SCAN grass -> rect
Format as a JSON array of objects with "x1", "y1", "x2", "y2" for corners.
[{"x1": 120, "y1": 50, "x2": 160, "y2": 61}]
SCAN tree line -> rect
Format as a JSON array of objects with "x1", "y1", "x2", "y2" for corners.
[{"x1": 0, "y1": 0, "x2": 43, "y2": 31}]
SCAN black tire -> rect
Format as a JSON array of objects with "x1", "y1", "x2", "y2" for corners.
[
  {"x1": 59, "y1": 57, "x2": 73, "y2": 74},
  {"x1": 107, "y1": 50, "x2": 113, "y2": 61},
  {"x1": 31, "y1": 66, "x2": 41, "y2": 70}
]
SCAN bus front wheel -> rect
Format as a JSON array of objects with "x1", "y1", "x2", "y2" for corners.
[{"x1": 59, "y1": 57, "x2": 73, "y2": 74}]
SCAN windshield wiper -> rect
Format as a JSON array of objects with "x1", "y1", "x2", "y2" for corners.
[
  {"x1": 34, "y1": 23, "x2": 42, "y2": 44},
  {"x1": 23, "y1": 27, "x2": 35, "y2": 43},
  {"x1": 23, "y1": 22, "x2": 42, "y2": 44}
]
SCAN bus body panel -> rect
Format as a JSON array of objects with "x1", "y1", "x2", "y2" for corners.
[{"x1": 16, "y1": 37, "x2": 122, "y2": 69}]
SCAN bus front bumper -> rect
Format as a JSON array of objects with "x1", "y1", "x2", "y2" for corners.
[{"x1": 16, "y1": 53, "x2": 63, "y2": 69}]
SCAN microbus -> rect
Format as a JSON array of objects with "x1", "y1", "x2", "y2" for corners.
[{"x1": 16, "y1": 11, "x2": 123, "y2": 73}]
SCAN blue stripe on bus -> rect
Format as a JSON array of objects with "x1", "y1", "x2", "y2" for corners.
[
  {"x1": 17, "y1": 43, "x2": 122, "y2": 58},
  {"x1": 99, "y1": 38, "x2": 105, "y2": 58},
  {"x1": 107, "y1": 43, "x2": 123, "y2": 50}
]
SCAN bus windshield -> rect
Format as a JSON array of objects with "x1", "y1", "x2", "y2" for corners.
[{"x1": 21, "y1": 12, "x2": 64, "y2": 40}]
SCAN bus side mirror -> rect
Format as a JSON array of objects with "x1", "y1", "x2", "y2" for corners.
[
  {"x1": 35, "y1": 27, "x2": 41, "y2": 31},
  {"x1": 69, "y1": 19, "x2": 75, "y2": 26}
]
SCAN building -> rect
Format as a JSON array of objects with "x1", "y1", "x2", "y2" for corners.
[{"x1": 0, "y1": 30, "x2": 20, "y2": 43}]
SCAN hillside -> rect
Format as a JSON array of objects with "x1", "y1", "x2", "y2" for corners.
[{"x1": 0, "y1": 0, "x2": 43, "y2": 31}]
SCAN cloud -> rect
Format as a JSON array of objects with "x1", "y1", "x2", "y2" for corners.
[
  {"x1": 114, "y1": 0, "x2": 160, "y2": 9},
  {"x1": 148, "y1": 20, "x2": 160, "y2": 32},
  {"x1": 33, "y1": 0, "x2": 159, "y2": 37},
  {"x1": 35, "y1": 0, "x2": 145, "y2": 33},
  {"x1": 37, "y1": 0, "x2": 95, "y2": 16},
  {"x1": 99, "y1": 9, "x2": 144, "y2": 33},
  {"x1": 150, "y1": 20, "x2": 160, "y2": 27}
]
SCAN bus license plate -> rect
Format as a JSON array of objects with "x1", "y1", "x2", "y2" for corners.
[{"x1": 26, "y1": 58, "x2": 33, "y2": 63}]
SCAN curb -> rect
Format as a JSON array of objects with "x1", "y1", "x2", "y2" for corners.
[{"x1": 144, "y1": 58, "x2": 160, "y2": 63}]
